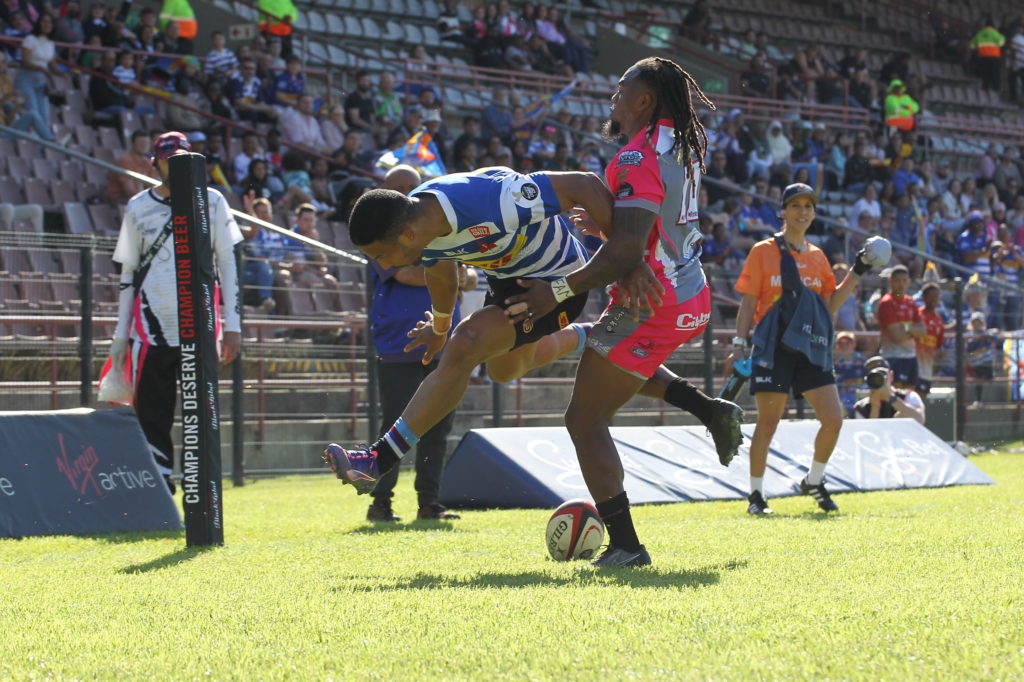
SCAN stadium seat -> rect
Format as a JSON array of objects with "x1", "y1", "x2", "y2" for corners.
[
  {"x1": 87, "y1": 204, "x2": 119, "y2": 236},
  {"x1": 343, "y1": 15, "x2": 360, "y2": 35},
  {"x1": 62, "y1": 202, "x2": 94, "y2": 235},
  {"x1": 24, "y1": 184, "x2": 53, "y2": 209},
  {"x1": 422, "y1": 25, "x2": 440, "y2": 47},
  {"x1": 384, "y1": 20, "x2": 404, "y2": 42},
  {"x1": 0, "y1": 178, "x2": 26, "y2": 204},
  {"x1": 404, "y1": 24, "x2": 423, "y2": 45},
  {"x1": 7, "y1": 156, "x2": 30, "y2": 180}
]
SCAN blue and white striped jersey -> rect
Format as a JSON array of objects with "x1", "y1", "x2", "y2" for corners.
[{"x1": 410, "y1": 167, "x2": 587, "y2": 280}]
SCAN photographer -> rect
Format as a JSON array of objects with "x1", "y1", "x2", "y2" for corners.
[{"x1": 852, "y1": 356, "x2": 926, "y2": 423}]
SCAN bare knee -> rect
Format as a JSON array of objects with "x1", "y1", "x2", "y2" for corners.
[
  {"x1": 441, "y1": 326, "x2": 491, "y2": 373},
  {"x1": 564, "y1": 403, "x2": 608, "y2": 438},
  {"x1": 819, "y1": 412, "x2": 843, "y2": 435}
]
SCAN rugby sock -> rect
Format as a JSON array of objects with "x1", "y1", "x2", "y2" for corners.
[
  {"x1": 664, "y1": 378, "x2": 714, "y2": 426},
  {"x1": 806, "y1": 460, "x2": 828, "y2": 486},
  {"x1": 596, "y1": 492, "x2": 642, "y2": 552},
  {"x1": 374, "y1": 417, "x2": 419, "y2": 473},
  {"x1": 570, "y1": 322, "x2": 593, "y2": 354},
  {"x1": 750, "y1": 476, "x2": 764, "y2": 494}
]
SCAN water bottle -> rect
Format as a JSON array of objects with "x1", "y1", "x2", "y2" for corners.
[{"x1": 718, "y1": 356, "x2": 752, "y2": 402}]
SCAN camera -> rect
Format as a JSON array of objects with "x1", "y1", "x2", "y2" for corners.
[{"x1": 865, "y1": 366, "x2": 888, "y2": 389}]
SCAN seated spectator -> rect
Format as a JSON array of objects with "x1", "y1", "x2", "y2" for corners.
[
  {"x1": 453, "y1": 140, "x2": 478, "y2": 173},
  {"x1": 766, "y1": 120, "x2": 792, "y2": 167},
  {"x1": 104, "y1": 130, "x2": 159, "y2": 203},
  {"x1": 848, "y1": 183, "x2": 881, "y2": 224},
  {"x1": 820, "y1": 222, "x2": 848, "y2": 265},
  {"x1": 272, "y1": 54, "x2": 304, "y2": 109},
  {"x1": 344, "y1": 69, "x2": 374, "y2": 132},
  {"x1": 203, "y1": 79, "x2": 235, "y2": 120},
  {"x1": 892, "y1": 157, "x2": 922, "y2": 197},
  {"x1": 454, "y1": 115, "x2": 483, "y2": 158},
  {"x1": 0, "y1": 54, "x2": 52, "y2": 141},
  {"x1": 232, "y1": 132, "x2": 267, "y2": 184},
  {"x1": 528, "y1": 124, "x2": 557, "y2": 159},
  {"x1": 55, "y1": 0, "x2": 84, "y2": 43},
  {"x1": 227, "y1": 57, "x2": 278, "y2": 122},
  {"x1": 505, "y1": 35, "x2": 532, "y2": 71},
  {"x1": 989, "y1": 229, "x2": 1023, "y2": 330},
  {"x1": 578, "y1": 143, "x2": 604, "y2": 174},
  {"x1": 833, "y1": 330, "x2": 866, "y2": 414},
  {"x1": 679, "y1": 0, "x2": 712, "y2": 42},
  {"x1": 373, "y1": 72, "x2": 402, "y2": 131},
  {"x1": 995, "y1": 154, "x2": 1023, "y2": 198},
  {"x1": 423, "y1": 108, "x2": 447, "y2": 160},
  {"x1": 320, "y1": 103, "x2": 349, "y2": 152},
  {"x1": 957, "y1": 212, "x2": 991, "y2": 275},
  {"x1": 437, "y1": 0, "x2": 463, "y2": 42},
  {"x1": 236, "y1": 157, "x2": 286, "y2": 202},
  {"x1": 931, "y1": 18, "x2": 964, "y2": 63},
  {"x1": 167, "y1": 77, "x2": 206, "y2": 131},
  {"x1": 159, "y1": 19, "x2": 191, "y2": 55},
  {"x1": 204, "y1": 29, "x2": 238, "y2": 79},
  {"x1": 700, "y1": 221, "x2": 732, "y2": 267},
  {"x1": 390, "y1": 106, "x2": 423, "y2": 144},
  {"x1": 285, "y1": 203, "x2": 334, "y2": 285},
  {"x1": 482, "y1": 88, "x2": 513, "y2": 140},
  {"x1": 308, "y1": 157, "x2": 334, "y2": 209},
  {"x1": 281, "y1": 93, "x2": 328, "y2": 152},
  {"x1": 740, "y1": 53, "x2": 771, "y2": 97},
  {"x1": 89, "y1": 50, "x2": 137, "y2": 114},
  {"x1": 111, "y1": 49, "x2": 137, "y2": 85},
  {"x1": 474, "y1": 23, "x2": 507, "y2": 69},
  {"x1": 240, "y1": 193, "x2": 291, "y2": 313},
  {"x1": 704, "y1": 150, "x2": 733, "y2": 204},
  {"x1": 81, "y1": 2, "x2": 106, "y2": 42},
  {"x1": 547, "y1": 6, "x2": 589, "y2": 73},
  {"x1": 526, "y1": 32, "x2": 558, "y2": 74},
  {"x1": 959, "y1": 177, "x2": 979, "y2": 215},
  {"x1": 281, "y1": 150, "x2": 329, "y2": 213}
]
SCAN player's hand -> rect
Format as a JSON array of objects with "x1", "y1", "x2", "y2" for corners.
[
  {"x1": 570, "y1": 208, "x2": 605, "y2": 240},
  {"x1": 618, "y1": 263, "x2": 664, "y2": 322},
  {"x1": 504, "y1": 279, "x2": 557, "y2": 325},
  {"x1": 404, "y1": 311, "x2": 449, "y2": 364},
  {"x1": 221, "y1": 331, "x2": 241, "y2": 364}
]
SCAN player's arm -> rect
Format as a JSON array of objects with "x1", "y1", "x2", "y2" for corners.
[
  {"x1": 212, "y1": 194, "x2": 242, "y2": 364},
  {"x1": 544, "y1": 171, "x2": 614, "y2": 236},
  {"x1": 560, "y1": 205, "x2": 654, "y2": 295},
  {"x1": 424, "y1": 260, "x2": 459, "y2": 334}
]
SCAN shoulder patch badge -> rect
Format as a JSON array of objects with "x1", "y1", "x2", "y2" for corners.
[
  {"x1": 616, "y1": 150, "x2": 644, "y2": 167},
  {"x1": 520, "y1": 183, "x2": 539, "y2": 200}
]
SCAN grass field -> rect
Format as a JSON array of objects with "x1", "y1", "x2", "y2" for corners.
[{"x1": 2, "y1": 451, "x2": 1023, "y2": 681}]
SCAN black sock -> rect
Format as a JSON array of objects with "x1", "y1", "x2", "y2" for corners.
[
  {"x1": 595, "y1": 492, "x2": 641, "y2": 552},
  {"x1": 371, "y1": 438, "x2": 401, "y2": 474},
  {"x1": 664, "y1": 378, "x2": 714, "y2": 426}
]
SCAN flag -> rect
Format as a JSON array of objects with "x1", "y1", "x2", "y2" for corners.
[
  {"x1": 375, "y1": 128, "x2": 447, "y2": 179},
  {"x1": 523, "y1": 80, "x2": 577, "y2": 120}
]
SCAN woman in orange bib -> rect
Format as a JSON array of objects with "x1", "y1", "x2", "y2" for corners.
[{"x1": 727, "y1": 183, "x2": 884, "y2": 515}]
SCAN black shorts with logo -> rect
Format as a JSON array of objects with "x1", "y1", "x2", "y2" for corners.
[
  {"x1": 751, "y1": 346, "x2": 836, "y2": 398},
  {"x1": 885, "y1": 356, "x2": 920, "y2": 388},
  {"x1": 485, "y1": 276, "x2": 589, "y2": 350}
]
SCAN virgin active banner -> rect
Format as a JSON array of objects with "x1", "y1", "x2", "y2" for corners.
[
  {"x1": 439, "y1": 419, "x2": 995, "y2": 509},
  {"x1": 0, "y1": 408, "x2": 181, "y2": 538}
]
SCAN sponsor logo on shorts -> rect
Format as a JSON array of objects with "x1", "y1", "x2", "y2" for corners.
[
  {"x1": 522, "y1": 319, "x2": 534, "y2": 333},
  {"x1": 558, "y1": 312, "x2": 569, "y2": 328},
  {"x1": 469, "y1": 225, "x2": 492, "y2": 238},
  {"x1": 616, "y1": 150, "x2": 644, "y2": 167},
  {"x1": 630, "y1": 339, "x2": 655, "y2": 358},
  {"x1": 675, "y1": 311, "x2": 710, "y2": 331},
  {"x1": 754, "y1": 376, "x2": 773, "y2": 384}
]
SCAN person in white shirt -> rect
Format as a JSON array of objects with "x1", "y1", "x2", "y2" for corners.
[
  {"x1": 281, "y1": 93, "x2": 328, "y2": 152},
  {"x1": 848, "y1": 183, "x2": 881, "y2": 222},
  {"x1": 108, "y1": 131, "x2": 243, "y2": 493},
  {"x1": 14, "y1": 14, "x2": 61, "y2": 136},
  {"x1": 1009, "y1": 24, "x2": 1024, "y2": 102},
  {"x1": 232, "y1": 131, "x2": 267, "y2": 184}
]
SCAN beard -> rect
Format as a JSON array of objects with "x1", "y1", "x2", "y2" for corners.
[{"x1": 601, "y1": 118, "x2": 621, "y2": 141}]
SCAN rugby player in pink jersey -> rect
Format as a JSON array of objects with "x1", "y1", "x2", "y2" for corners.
[{"x1": 506, "y1": 57, "x2": 733, "y2": 566}]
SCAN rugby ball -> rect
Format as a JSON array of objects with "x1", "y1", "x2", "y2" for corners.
[
  {"x1": 545, "y1": 499, "x2": 605, "y2": 561},
  {"x1": 862, "y1": 235, "x2": 892, "y2": 268}
]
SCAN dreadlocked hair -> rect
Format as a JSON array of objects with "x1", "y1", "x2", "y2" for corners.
[{"x1": 632, "y1": 57, "x2": 716, "y2": 178}]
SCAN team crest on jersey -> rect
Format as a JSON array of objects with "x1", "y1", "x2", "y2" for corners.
[
  {"x1": 617, "y1": 150, "x2": 644, "y2": 167},
  {"x1": 615, "y1": 182, "x2": 634, "y2": 199},
  {"x1": 469, "y1": 225, "x2": 492, "y2": 238}
]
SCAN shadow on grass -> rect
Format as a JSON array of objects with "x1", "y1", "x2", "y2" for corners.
[
  {"x1": 347, "y1": 520, "x2": 460, "y2": 535},
  {"x1": 119, "y1": 545, "x2": 215, "y2": 574},
  {"x1": 82, "y1": 528, "x2": 185, "y2": 544},
  {"x1": 333, "y1": 560, "x2": 746, "y2": 591}
]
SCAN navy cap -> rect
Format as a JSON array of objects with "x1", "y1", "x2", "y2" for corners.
[{"x1": 782, "y1": 182, "x2": 817, "y2": 206}]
